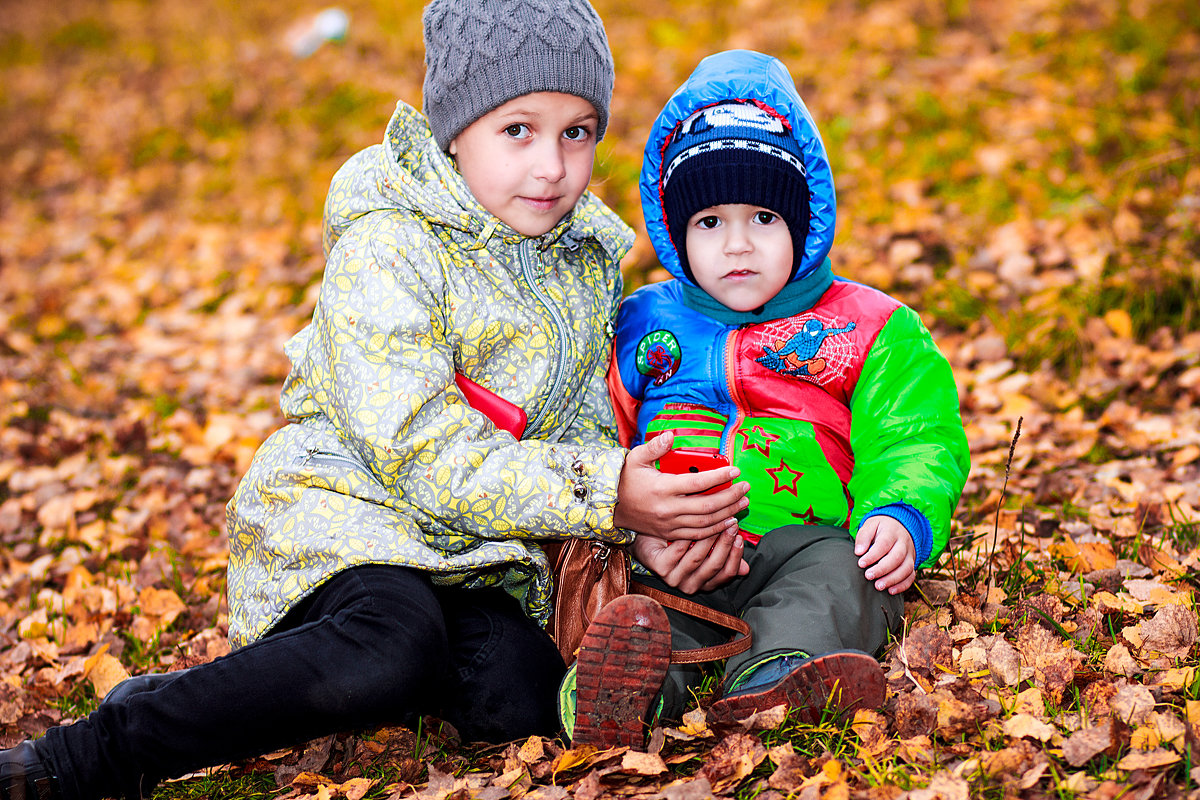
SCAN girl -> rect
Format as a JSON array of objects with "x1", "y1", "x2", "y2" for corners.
[{"x1": 0, "y1": 2, "x2": 749, "y2": 798}]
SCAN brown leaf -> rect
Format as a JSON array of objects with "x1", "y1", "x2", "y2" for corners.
[
  {"x1": 1015, "y1": 624, "x2": 1083, "y2": 702},
  {"x1": 902, "y1": 624, "x2": 953, "y2": 679},
  {"x1": 1110, "y1": 684, "x2": 1156, "y2": 726},
  {"x1": 851, "y1": 709, "x2": 890, "y2": 758},
  {"x1": 516, "y1": 736, "x2": 545, "y2": 764},
  {"x1": 1115, "y1": 748, "x2": 1180, "y2": 771},
  {"x1": 892, "y1": 692, "x2": 938, "y2": 738},
  {"x1": 734, "y1": 704, "x2": 787, "y2": 732},
  {"x1": 696, "y1": 733, "x2": 767, "y2": 791},
  {"x1": 1062, "y1": 721, "x2": 1118, "y2": 766},
  {"x1": 618, "y1": 750, "x2": 666, "y2": 776},
  {"x1": 1103, "y1": 643, "x2": 1141, "y2": 677},
  {"x1": 904, "y1": 771, "x2": 969, "y2": 800},
  {"x1": 1002, "y1": 713, "x2": 1055, "y2": 742},
  {"x1": 1134, "y1": 604, "x2": 1197, "y2": 659},
  {"x1": 658, "y1": 776, "x2": 715, "y2": 800},
  {"x1": 935, "y1": 695, "x2": 980, "y2": 737}
]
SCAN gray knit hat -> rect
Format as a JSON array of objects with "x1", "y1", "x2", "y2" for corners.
[{"x1": 421, "y1": 0, "x2": 615, "y2": 150}]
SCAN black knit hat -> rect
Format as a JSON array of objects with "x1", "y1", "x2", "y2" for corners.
[{"x1": 661, "y1": 100, "x2": 810, "y2": 282}]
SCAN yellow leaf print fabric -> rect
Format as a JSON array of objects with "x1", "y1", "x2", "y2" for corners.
[{"x1": 225, "y1": 102, "x2": 635, "y2": 647}]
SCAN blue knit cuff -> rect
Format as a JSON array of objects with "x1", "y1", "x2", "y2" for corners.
[{"x1": 859, "y1": 503, "x2": 933, "y2": 568}]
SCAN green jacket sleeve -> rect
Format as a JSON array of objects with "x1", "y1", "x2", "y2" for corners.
[{"x1": 848, "y1": 305, "x2": 970, "y2": 567}]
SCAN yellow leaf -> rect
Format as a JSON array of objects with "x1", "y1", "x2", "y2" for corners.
[
  {"x1": 550, "y1": 745, "x2": 597, "y2": 776},
  {"x1": 1103, "y1": 309, "x2": 1133, "y2": 339},
  {"x1": 85, "y1": 652, "x2": 130, "y2": 699},
  {"x1": 17, "y1": 608, "x2": 49, "y2": 640}
]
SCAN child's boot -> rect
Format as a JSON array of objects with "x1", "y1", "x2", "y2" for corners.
[
  {"x1": 708, "y1": 650, "x2": 885, "y2": 725},
  {"x1": 569, "y1": 595, "x2": 670, "y2": 750},
  {"x1": 0, "y1": 741, "x2": 61, "y2": 800}
]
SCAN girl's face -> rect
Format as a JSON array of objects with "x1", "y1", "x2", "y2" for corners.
[
  {"x1": 685, "y1": 204, "x2": 793, "y2": 312},
  {"x1": 449, "y1": 92, "x2": 599, "y2": 237}
]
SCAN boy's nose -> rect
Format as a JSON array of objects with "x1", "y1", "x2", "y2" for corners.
[{"x1": 724, "y1": 225, "x2": 753, "y2": 254}]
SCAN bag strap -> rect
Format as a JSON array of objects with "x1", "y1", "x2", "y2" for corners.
[{"x1": 630, "y1": 581, "x2": 753, "y2": 665}]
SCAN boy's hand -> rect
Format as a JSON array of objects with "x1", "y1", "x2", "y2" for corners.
[
  {"x1": 854, "y1": 517, "x2": 917, "y2": 595},
  {"x1": 631, "y1": 531, "x2": 749, "y2": 594},
  {"x1": 614, "y1": 433, "x2": 750, "y2": 541}
]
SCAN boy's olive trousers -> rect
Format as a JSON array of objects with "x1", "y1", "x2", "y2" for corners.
[{"x1": 634, "y1": 524, "x2": 906, "y2": 717}]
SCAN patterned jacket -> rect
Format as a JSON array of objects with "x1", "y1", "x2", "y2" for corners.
[
  {"x1": 610, "y1": 51, "x2": 969, "y2": 567},
  {"x1": 226, "y1": 101, "x2": 635, "y2": 646}
]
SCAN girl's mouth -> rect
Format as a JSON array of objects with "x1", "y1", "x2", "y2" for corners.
[{"x1": 520, "y1": 196, "x2": 561, "y2": 211}]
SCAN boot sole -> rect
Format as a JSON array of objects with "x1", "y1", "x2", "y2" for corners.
[
  {"x1": 709, "y1": 650, "x2": 884, "y2": 725},
  {"x1": 572, "y1": 595, "x2": 670, "y2": 750}
]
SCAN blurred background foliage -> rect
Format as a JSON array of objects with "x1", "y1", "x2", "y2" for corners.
[{"x1": 0, "y1": 0, "x2": 1197, "y2": 396}]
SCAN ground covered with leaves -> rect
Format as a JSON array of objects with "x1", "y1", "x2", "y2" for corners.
[{"x1": 1, "y1": 0, "x2": 1198, "y2": 797}]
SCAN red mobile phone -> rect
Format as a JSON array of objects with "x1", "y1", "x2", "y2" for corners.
[{"x1": 657, "y1": 447, "x2": 732, "y2": 495}]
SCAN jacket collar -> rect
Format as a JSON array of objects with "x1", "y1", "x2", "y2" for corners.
[{"x1": 679, "y1": 257, "x2": 833, "y2": 325}]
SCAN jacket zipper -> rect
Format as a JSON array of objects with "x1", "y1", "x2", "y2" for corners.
[
  {"x1": 722, "y1": 326, "x2": 749, "y2": 460},
  {"x1": 520, "y1": 240, "x2": 571, "y2": 432}
]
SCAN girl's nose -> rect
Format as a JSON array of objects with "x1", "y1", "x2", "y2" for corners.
[{"x1": 532, "y1": 142, "x2": 567, "y2": 182}]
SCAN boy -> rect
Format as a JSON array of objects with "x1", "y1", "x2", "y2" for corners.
[{"x1": 571, "y1": 50, "x2": 970, "y2": 748}]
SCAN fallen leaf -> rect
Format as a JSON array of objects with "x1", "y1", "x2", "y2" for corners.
[
  {"x1": 697, "y1": 733, "x2": 766, "y2": 792},
  {"x1": 905, "y1": 771, "x2": 968, "y2": 800},
  {"x1": 1103, "y1": 643, "x2": 1141, "y2": 677},
  {"x1": 1062, "y1": 721, "x2": 1117, "y2": 766},
  {"x1": 84, "y1": 652, "x2": 130, "y2": 700},
  {"x1": 1110, "y1": 684, "x2": 1156, "y2": 726},
  {"x1": 1115, "y1": 748, "x2": 1180, "y2": 771},
  {"x1": 619, "y1": 750, "x2": 666, "y2": 776},
  {"x1": 1134, "y1": 604, "x2": 1198, "y2": 659},
  {"x1": 852, "y1": 709, "x2": 891, "y2": 758},
  {"x1": 517, "y1": 735, "x2": 545, "y2": 764},
  {"x1": 1003, "y1": 713, "x2": 1055, "y2": 742}
]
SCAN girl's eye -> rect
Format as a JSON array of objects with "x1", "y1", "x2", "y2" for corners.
[
  {"x1": 754, "y1": 211, "x2": 778, "y2": 225},
  {"x1": 563, "y1": 126, "x2": 590, "y2": 141},
  {"x1": 505, "y1": 124, "x2": 531, "y2": 139},
  {"x1": 696, "y1": 216, "x2": 720, "y2": 229}
]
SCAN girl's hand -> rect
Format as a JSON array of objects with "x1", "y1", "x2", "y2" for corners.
[
  {"x1": 631, "y1": 531, "x2": 749, "y2": 594},
  {"x1": 854, "y1": 516, "x2": 917, "y2": 595},
  {"x1": 613, "y1": 433, "x2": 750, "y2": 541}
]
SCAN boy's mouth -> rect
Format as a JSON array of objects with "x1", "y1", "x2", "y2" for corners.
[{"x1": 723, "y1": 269, "x2": 757, "y2": 279}]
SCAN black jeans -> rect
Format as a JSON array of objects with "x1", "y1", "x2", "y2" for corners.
[{"x1": 40, "y1": 565, "x2": 566, "y2": 800}]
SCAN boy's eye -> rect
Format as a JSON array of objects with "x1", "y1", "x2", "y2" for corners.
[
  {"x1": 754, "y1": 211, "x2": 778, "y2": 225},
  {"x1": 504, "y1": 124, "x2": 531, "y2": 139},
  {"x1": 563, "y1": 126, "x2": 590, "y2": 141},
  {"x1": 696, "y1": 216, "x2": 720, "y2": 229}
]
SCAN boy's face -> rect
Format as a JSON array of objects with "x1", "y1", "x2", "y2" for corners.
[
  {"x1": 449, "y1": 92, "x2": 598, "y2": 237},
  {"x1": 685, "y1": 204, "x2": 793, "y2": 312}
]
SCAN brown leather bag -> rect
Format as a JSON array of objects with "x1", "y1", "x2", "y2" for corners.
[{"x1": 543, "y1": 538, "x2": 753, "y2": 666}]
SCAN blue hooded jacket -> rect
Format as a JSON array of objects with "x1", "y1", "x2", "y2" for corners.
[{"x1": 610, "y1": 50, "x2": 970, "y2": 566}]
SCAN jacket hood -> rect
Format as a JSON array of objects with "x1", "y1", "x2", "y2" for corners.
[
  {"x1": 640, "y1": 50, "x2": 836, "y2": 286},
  {"x1": 323, "y1": 100, "x2": 630, "y2": 262}
]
